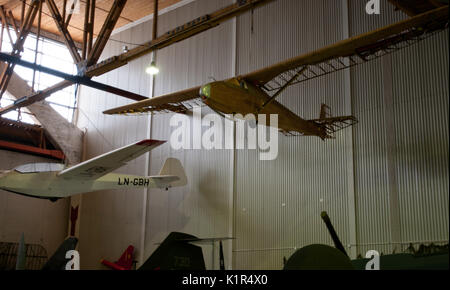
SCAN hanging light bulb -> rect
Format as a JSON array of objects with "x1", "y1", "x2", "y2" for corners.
[{"x1": 146, "y1": 61, "x2": 159, "y2": 75}]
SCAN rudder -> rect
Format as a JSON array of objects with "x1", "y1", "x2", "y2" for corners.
[{"x1": 159, "y1": 158, "x2": 188, "y2": 187}]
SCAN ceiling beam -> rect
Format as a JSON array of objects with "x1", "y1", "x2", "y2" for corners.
[
  {"x1": 0, "y1": 139, "x2": 65, "y2": 160},
  {"x1": 86, "y1": 0, "x2": 276, "y2": 76},
  {"x1": 86, "y1": 0, "x2": 127, "y2": 66},
  {"x1": 82, "y1": 0, "x2": 90, "y2": 60},
  {"x1": 45, "y1": 0, "x2": 82, "y2": 64},
  {"x1": 0, "y1": 0, "x2": 276, "y2": 114},
  {"x1": 87, "y1": 0, "x2": 95, "y2": 55},
  {"x1": 2, "y1": 12, "x2": 83, "y2": 49},
  {"x1": 7, "y1": 10, "x2": 18, "y2": 36},
  {"x1": 0, "y1": 51, "x2": 148, "y2": 101},
  {"x1": 0, "y1": 6, "x2": 15, "y2": 44},
  {"x1": 0, "y1": 0, "x2": 39, "y2": 99}
]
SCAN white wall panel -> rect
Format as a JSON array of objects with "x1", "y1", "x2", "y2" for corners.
[
  {"x1": 144, "y1": 0, "x2": 234, "y2": 270},
  {"x1": 76, "y1": 0, "x2": 234, "y2": 270},
  {"x1": 0, "y1": 150, "x2": 69, "y2": 258},
  {"x1": 75, "y1": 0, "x2": 449, "y2": 269},
  {"x1": 76, "y1": 20, "x2": 152, "y2": 269},
  {"x1": 234, "y1": 0, "x2": 353, "y2": 269},
  {"x1": 392, "y1": 31, "x2": 449, "y2": 247}
]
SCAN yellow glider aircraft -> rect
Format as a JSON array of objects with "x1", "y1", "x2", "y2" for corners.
[
  {"x1": 0, "y1": 140, "x2": 187, "y2": 202},
  {"x1": 103, "y1": 7, "x2": 448, "y2": 139}
]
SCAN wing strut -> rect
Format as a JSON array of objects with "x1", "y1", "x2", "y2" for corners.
[{"x1": 258, "y1": 66, "x2": 308, "y2": 111}]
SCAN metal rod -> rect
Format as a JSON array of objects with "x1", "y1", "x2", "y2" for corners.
[
  {"x1": 151, "y1": 0, "x2": 158, "y2": 65},
  {"x1": 321, "y1": 211, "x2": 348, "y2": 257},
  {"x1": 153, "y1": 0, "x2": 158, "y2": 41}
]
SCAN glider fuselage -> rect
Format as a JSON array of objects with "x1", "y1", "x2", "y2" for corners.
[
  {"x1": 0, "y1": 170, "x2": 177, "y2": 199},
  {"x1": 200, "y1": 78, "x2": 324, "y2": 137}
]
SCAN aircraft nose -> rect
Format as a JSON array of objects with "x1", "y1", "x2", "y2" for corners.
[{"x1": 199, "y1": 84, "x2": 211, "y2": 101}]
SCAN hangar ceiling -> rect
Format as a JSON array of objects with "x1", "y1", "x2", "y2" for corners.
[{"x1": 0, "y1": 0, "x2": 184, "y2": 43}]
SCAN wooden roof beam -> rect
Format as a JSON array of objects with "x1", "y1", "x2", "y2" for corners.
[
  {"x1": 45, "y1": 0, "x2": 82, "y2": 64},
  {"x1": 86, "y1": 0, "x2": 127, "y2": 67},
  {"x1": 86, "y1": 0, "x2": 276, "y2": 76},
  {"x1": 0, "y1": 0, "x2": 276, "y2": 114},
  {"x1": 0, "y1": 6, "x2": 15, "y2": 45},
  {"x1": 0, "y1": 0, "x2": 39, "y2": 99},
  {"x1": 1, "y1": 12, "x2": 82, "y2": 49}
]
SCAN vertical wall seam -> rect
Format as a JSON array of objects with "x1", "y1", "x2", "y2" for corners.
[
  {"x1": 230, "y1": 0, "x2": 238, "y2": 270},
  {"x1": 342, "y1": 0, "x2": 357, "y2": 259},
  {"x1": 383, "y1": 54, "x2": 402, "y2": 249},
  {"x1": 139, "y1": 50, "x2": 156, "y2": 268}
]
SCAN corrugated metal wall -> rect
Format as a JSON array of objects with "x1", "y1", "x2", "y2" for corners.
[
  {"x1": 144, "y1": 0, "x2": 235, "y2": 270},
  {"x1": 76, "y1": 0, "x2": 235, "y2": 269},
  {"x1": 349, "y1": 0, "x2": 449, "y2": 257},
  {"x1": 234, "y1": 0, "x2": 353, "y2": 270},
  {"x1": 233, "y1": 0, "x2": 448, "y2": 268},
  {"x1": 392, "y1": 30, "x2": 449, "y2": 248},
  {"x1": 0, "y1": 150, "x2": 69, "y2": 258},
  {"x1": 76, "y1": 0, "x2": 449, "y2": 269},
  {"x1": 76, "y1": 11, "x2": 153, "y2": 269}
]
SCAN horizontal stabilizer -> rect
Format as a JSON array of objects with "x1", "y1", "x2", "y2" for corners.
[
  {"x1": 310, "y1": 103, "x2": 358, "y2": 139},
  {"x1": 310, "y1": 116, "x2": 358, "y2": 139}
]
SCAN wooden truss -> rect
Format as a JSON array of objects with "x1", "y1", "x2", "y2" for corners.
[{"x1": 0, "y1": 0, "x2": 275, "y2": 116}]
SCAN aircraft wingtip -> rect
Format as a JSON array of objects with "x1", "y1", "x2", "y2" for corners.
[{"x1": 136, "y1": 139, "x2": 166, "y2": 146}]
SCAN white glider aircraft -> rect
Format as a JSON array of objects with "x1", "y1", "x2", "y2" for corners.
[{"x1": 0, "y1": 140, "x2": 187, "y2": 201}]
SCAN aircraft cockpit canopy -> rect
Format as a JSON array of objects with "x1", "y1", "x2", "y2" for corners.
[{"x1": 14, "y1": 163, "x2": 65, "y2": 174}]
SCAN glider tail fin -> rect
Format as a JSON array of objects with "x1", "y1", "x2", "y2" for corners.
[
  {"x1": 138, "y1": 232, "x2": 206, "y2": 270},
  {"x1": 311, "y1": 103, "x2": 358, "y2": 139},
  {"x1": 101, "y1": 245, "x2": 134, "y2": 270},
  {"x1": 15, "y1": 233, "x2": 26, "y2": 270},
  {"x1": 159, "y1": 158, "x2": 188, "y2": 187},
  {"x1": 41, "y1": 237, "x2": 78, "y2": 270}
]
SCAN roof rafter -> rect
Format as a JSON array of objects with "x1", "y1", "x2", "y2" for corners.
[
  {"x1": 45, "y1": 0, "x2": 82, "y2": 64},
  {"x1": 1, "y1": 12, "x2": 83, "y2": 48},
  {"x1": 0, "y1": 0, "x2": 276, "y2": 114},
  {"x1": 86, "y1": 0, "x2": 127, "y2": 66},
  {"x1": 0, "y1": 0, "x2": 39, "y2": 100}
]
